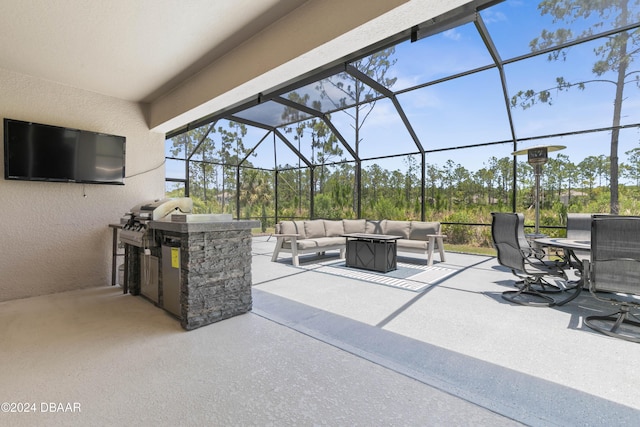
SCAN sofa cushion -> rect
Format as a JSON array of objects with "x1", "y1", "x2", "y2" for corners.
[
  {"x1": 304, "y1": 220, "x2": 326, "y2": 238},
  {"x1": 314, "y1": 236, "x2": 346, "y2": 248},
  {"x1": 323, "y1": 220, "x2": 345, "y2": 237},
  {"x1": 343, "y1": 219, "x2": 366, "y2": 234},
  {"x1": 280, "y1": 221, "x2": 306, "y2": 239},
  {"x1": 409, "y1": 221, "x2": 440, "y2": 241},
  {"x1": 384, "y1": 220, "x2": 411, "y2": 239},
  {"x1": 365, "y1": 219, "x2": 386, "y2": 234}
]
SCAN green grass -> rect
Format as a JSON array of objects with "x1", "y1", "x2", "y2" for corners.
[{"x1": 445, "y1": 244, "x2": 496, "y2": 256}]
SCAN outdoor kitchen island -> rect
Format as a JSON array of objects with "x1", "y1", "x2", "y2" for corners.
[{"x1": 125, "y1": 215, "x2": 260, "y2": 330}]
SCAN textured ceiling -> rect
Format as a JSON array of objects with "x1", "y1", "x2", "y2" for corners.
[{"x1": 0, "y1": 0, "x2": 307, "y2": 102}]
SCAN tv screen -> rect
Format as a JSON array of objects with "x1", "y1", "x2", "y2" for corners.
[{"x1": 3, "y1": 118, "x2": 125, "y2": 184}]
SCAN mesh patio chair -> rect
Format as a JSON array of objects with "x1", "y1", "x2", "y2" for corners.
[
  {"x1": 583, "y1": 216, "x2": 640, "y2": 343},
  {"x1": 491, "y1": 212, "x2": 568, "y2": 306},
  {"x1": 562, "y1": 213, "x2": 594, "y2": 272},
  {"x1": 566, "y1": 212, "x2": 592, "y2": 248},
  {"x1": 566, "y1": 213, "x2": 593, "y2": 240}
]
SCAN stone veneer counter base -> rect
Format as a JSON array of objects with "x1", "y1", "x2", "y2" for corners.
[{"x1": 150, "y1": 219, "x2": 260, "y2": 330}]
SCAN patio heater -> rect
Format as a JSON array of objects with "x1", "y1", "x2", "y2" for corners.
[{"x1": 512, "y1": 145, "x2": 566, "y2": 237}]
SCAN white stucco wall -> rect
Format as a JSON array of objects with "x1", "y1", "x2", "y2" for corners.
[{"x1": 0, "y1": 68, "x2": 165, "y2": 301}]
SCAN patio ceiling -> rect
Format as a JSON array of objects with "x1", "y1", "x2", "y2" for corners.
[{"x1": 0, "y1": 0, "x2": 309, "y2": 103}]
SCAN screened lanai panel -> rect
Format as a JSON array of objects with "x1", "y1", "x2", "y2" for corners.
[
  {"x1": 244, "y1": 130, "x2": 276, "y2": 169},
  {"x1": 619, "y1": 32, "x2": 640, "y2": 126},
  {"x1": 230, "y1": 124, "x2": 271, "y2": 169},
  {"x1": 238, "y1": 167, "x2": 274, "y2": 224},
  {"x1": 273, "y1": 131, "x2": 310, "y2": 169},
  {"x1": 165, "y1": 134, "x2": 189, "y2": 160},
  {"x1": 188, "y1": 163, "x2": 237, "y2": 214},
  {"x1": 423, "y1": 143, "x2": 515, "y2": 238},
  {"x1": 165, "y1": 158, "x2": 186, "y2": 180},
  {"x1": 361, "y1": 154, "x2": 423, "y2": 219},
  {"x1": 275, "y1": 167, "x2": 311, "y2": 219},
  {"x1": 282, "y1": 71, "x2": 386, "y2": 113},
  {"x1": 165, "y1": 181, "x2": 185, "y2": 197},
  {"x1": 362, "y1": 21, "x2": 494, "y2": 92},
  {"x1": 482, "y1": 1, "x2": 640, "y2": 62},
  {"x1": 425, "y1": 143, "x2": 514, "y2": 199},
  {"x1": 233, "y1": 100, "x2": 312, "y2": 128},
  {"x1": 314, "y1": 162, "x2": 356, "y2": 219},
  {"x1": 518, "y1": 132, "x2": 619, "y2": 171},
  {"x1": 278, "y1": 117, "x2": 350, "y2": 165},
  {"x1": 516, "y1": 128, "x2": 639, "y2": 186},
  {"x1": 207, "y1": 119, "x2": 264, "y2": 164},
  {"x1": 402, "y1": 68, "x2": 512, "y2": 151},
  {"x1": 512, "y1": 128, "x2": 640, "y2": 227},
  {"x1": 184, "y1": 131, "x2": 209, "y2": 162},
  {"x1": 506, "y1": 34, "x2": 640, "y2": 138},
  {"x1": 620, "y1": 127, "x2": 640, "y2": 187},
  {"x1": 328, "y1": 99, "x2": 419, "y2": 160},
  {"x1": 280, "y1": 85, "x2": 329, "y2": 112},
  {"x1": 180, "y1": 125, "x2": 210, "y2": 162},
  {"x1": 301, "y1": 118, "x2": 351, "y2": 165},
  {"x1": 165, "y1": 123, "x2": 215, "y2": 162}
]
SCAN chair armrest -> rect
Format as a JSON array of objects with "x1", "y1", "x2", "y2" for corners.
[
  {"x1": 521, "y1": 246, "x2": 546, "y2": 259},
  {"x1": 272, "y1": 233, "x2": 301, "y2": 238},
  {"x1": 427, "y1": 234, "x2": 447, "y2": 239}
]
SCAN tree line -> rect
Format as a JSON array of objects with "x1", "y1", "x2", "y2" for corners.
[{"x1": 168, "y1": 142, "x2": 640, "y2": 244}]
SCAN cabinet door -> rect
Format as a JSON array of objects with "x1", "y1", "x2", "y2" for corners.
[
  {"x1": 161, "y1": 245, "x2": 181, "y2": 318},
  {"x1": 140, "y1": 254, "x2": 159, "y2": 302}
]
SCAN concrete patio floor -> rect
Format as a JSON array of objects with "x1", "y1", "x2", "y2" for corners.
[
  {"x1": 252, "y1": 235, "x2": 640, "y2": 425},
  {"x1": 2, "y1": 235, "x2": 640, "y2": 426}
]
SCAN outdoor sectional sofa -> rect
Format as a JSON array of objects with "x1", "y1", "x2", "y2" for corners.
[{"x1": 271, "y1": 219, "x2": 446, "y2": 267}]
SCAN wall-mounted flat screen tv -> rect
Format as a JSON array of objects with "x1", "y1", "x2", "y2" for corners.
[{"x1": 3, "y1": 118, "x2": 125, "y2": 185}]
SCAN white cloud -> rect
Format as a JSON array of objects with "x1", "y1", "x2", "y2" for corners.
[
  {"x1": 481, "y1": 9, "x2": 508, "y2": 25},
  {"x1": 442, "y1": 29, "x2": 461, "y2": 41}
]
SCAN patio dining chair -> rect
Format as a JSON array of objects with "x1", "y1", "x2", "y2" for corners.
[
  {"x1": 491, "y1": 212, "x2": 568, "y2": 306},
  {"x1": 562, "y1": 213, "x2": 594, "y2": 272},
  {"x1": 583, "y1": 216, "x2": 640, "y2": 343},
  {"x1": 566, "y1": 213, "x2": 593, "y2": 240}
]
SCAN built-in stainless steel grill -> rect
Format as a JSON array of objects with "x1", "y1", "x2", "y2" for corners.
[{"x1": 120, "y1": 198, "x2": 192, "y2": 248}]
